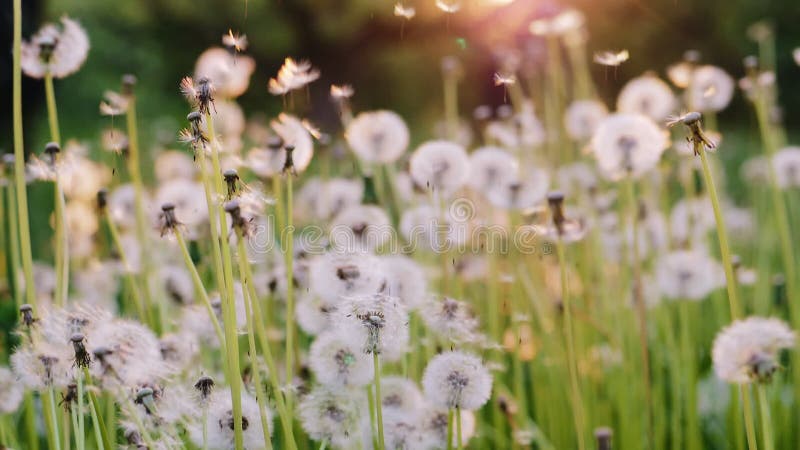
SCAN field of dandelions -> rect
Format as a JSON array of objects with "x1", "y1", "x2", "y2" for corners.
[{"x1": 3, "y1": 2, "x2": 800, "y2": 450}]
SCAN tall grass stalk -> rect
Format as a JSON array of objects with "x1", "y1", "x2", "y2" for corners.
[
  {"x1": 756, "y1": 385, "x2": 773, "y2": 450},
  {"x1": 555, "y1": 238, "x2": 586, "y2": 450},
  {"x1": 12, "y1": 0, "x2": 37, "y2": 309}
]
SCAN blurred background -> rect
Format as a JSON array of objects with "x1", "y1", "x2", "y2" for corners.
[
  {"x1": 2, "y1": 0, "x2": 799, "y2": 148},
  {"x1": 0, "y1": 0, "x2": 798, "y2": 253}
]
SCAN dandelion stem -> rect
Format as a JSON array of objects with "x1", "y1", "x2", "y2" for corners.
[
  {"x1": 373, "y1": 352, "x2": 386, "y2": 450},
  {"x1": 196, "y1": 147, "x2": 228, "y2": 317},
  {"x1": 456, "y1": 406, "x2": 463, "y2": 450},
  {"x1": 236, "y1": 243, "x2": 274, "y2": 450},
  {"x1": 82, "y1": 369, "x2": 112, "y2": 450},
  {"x1": 446, "y1": 408, "x2": 454, "y2": 450},
  {"x1": 12, "y1": 0, "x2": 38, "y2": 310},
  {"x1": 623, "y1": 178, "x2": 654, "y2": 449},
  {"x1": 103, "y1": 210, "x2": 147, "y2": 322},
  {"x1": 206, "y1": 110, "x2": 245, "y2": 450},
  {"x1": 696, "y1": 143, "x2": 742, "y2": 319},
  {"x1": 555, "y1": 238, "x2": 586, "y2": 450},
  {"x1": 174, "y1": 228, "x2": 225, "y2": 345},
  {"x1": 202, "y1": 407, "x2": 209, "y2": 450},
  {"x1": 125, "y1": 95, "x2": 160, "y2": 332},
  {"x1": 756, "y1": 385, "x2": 774, "y2": 450},
  {"x1": 77, "y1": 371, "x2": 86, "y2": 450},
  {"x1": 42, "y1": 387, "x2": 62, "y2": 450},
  {"x1": 44, "y1": 73, "x2": 61, "y2": 144},
  {"x1": 740, "y1": 385, "x2": 759, "y2": 450},
  {"x1": 7, "y1": 183, "x2": 23, "y2": 310},
  {"x1": 284, "y1": 173, "x2": 296, "y2": 416}
]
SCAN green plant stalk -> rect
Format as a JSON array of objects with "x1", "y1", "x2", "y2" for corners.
[
  {"x1": 697, "y1": 145, "x2": 742, "y2": 319},
  {"x1": 753, "y1": 98, "x2": 798, "y2": 316},
  {"x1": 367, "y1": 385, "x2": 379, "y2": 450},
  {"x1": 741, "y1": 386, "x2": 759, "y2": 450},
  {"x1": 174, "y1": 229, "x2": 225, "y2": 345},
  {"x1": 202, "y1": 407, "x2": 209, "y2": 450},
  {"x1": 624, "y1": 178, "x2": 654, "y2": 449},
  {"x1": 456, "y1": 406, "x2": 463, "y2": 450},
  {"x1": 82, "y1": 369, "x2": 112, "y2": 450},
  {"x1": 71, "y1": 400, "x2": 80, "y2": 450},
  {"x1": 62, "y1": 402, "x2": 71, "y2": 450},
  {"x1": 125, "y1": 97, "x2": 161, "y2": 332},
  {"x1": 54, "y1": 180, "x2": 69, "y2": 306},
  {"x1": 285, "y1": 173, "x2": 296, "y2": 416},
  {"x1": 272, "y1": 176, "x2": 286, "y2": 245},
  {"x1": 678, "y1": 302, "x2": 699, "y2": 450},
  {"x1": 43, "y1": 387, "x2": 62, "y2": 450},
  {"x1": 756, "y1": 385, "x2": 774, "y2": 450},
  {"x1": 235, "y1": 248, "x2": 274, "y2": 450},
  {"x1": 373, "y1": 352, "x2": 386, "y2": 450},
  {"x1": 7, "y1": 183, "x2": 23, "y2": 310},
  {"x1": 12, "y1": 0, "x2": 37, "y2": 310},
  {"x1": 443, "y1": 73, "x2": 459, "y2": 141},
  {"x1": 555, "y1": 239, "x2": 586, "y2": 450},
  {"x1": 243, "y1": 262, "x2": 297, "y2": 450},
  {"x1": 77, "y1": 371, "x2": 86, "y2": 450},
  {"x1": 44, "y1": 73, "x2": 61, "y2": 144},
  {"x1": 446, "y1": 408, "x2": 454, "y2": 450},
  {"x1": 196, "y1": 148, "x2": 228, "y2": 314},
  {"x1": 104, "y1": 210, "x2": 147, "y2": 322},
  {"x1": 206, "y1": 110, "x2": 244, "y2": 450}
]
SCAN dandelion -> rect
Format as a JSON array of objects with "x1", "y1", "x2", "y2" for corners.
[
  {"x1": 564, "y1": 100, "x2": 608, "y2": 141},
  {"x1": 346, "y1": 110, "x2": 410, "y2": 164},
  {"x1": 330, "y1": 84, "x2": 354, "y2": 100},
  {"x1": 394, "y1": 4, "x2": 416, "y2": 20},
  {"x1": 422, "y1": 351, "x2": 492, "y2": 410},
  {"x1": 418, "y1": 405, "x2": 476, "y2": 449},
  {"x1": 0, "y1": 367, "x2": 25, "y2": 413},
  {"x1": 533, "y1": 192, "x2": 588, "y2": 243},
  {"x1": 382, "y1": 255, "x2": 428, "y2": 311},
  {"x1": 21, "y1": 16, "x2": 89, "y2": 79},
  {"x1": 379, "y1": 376, "x2": 425, "y2": 414},
  {"x1": 268, "y1": 57, "x2": 320, "y2": 95},
  {"x1": 180, "y1": 76, "x2": 216, "y2": 114},
  {"x1": 656, "y1": 250, "x2": 724, "y2": 300},
  {"x1": 420, "y1": 296, "x2": 480, "y2": 345},
  {"x1": 188, "y1": 387, "x2": 271, "y2": 449},
  {"x1": 308, "y1": 252, "x2": 386, "y2": 306},
  {"x1": 687, "y1": 65, "x2": 735, "y2": 112},
  {"x1": 298, "y1": 386, "x2": 365, "y2": 448},
  {"x1": 329, "y1": 204, "x2": 392, "y2": 252},
  {"x1": 771, "y1": 146, "x2": 800, "y2": 189},
  {"x1": 467, "y1": 146, "x2": 519, "y2": 193},
  {"x1": 338, "y1": 293, "x2": 409, "y2": 361},
  {"x1": 309, "y1": 330, "x2": 374, "y2": 388},
  {"x1": 486, "y1": 169, "x2": 550, "y2": 211},
  {"x1": 712, "y1": 317, "x2": 795, "y2": 384},
  {"x1": 617, "y1": 74, "x2": 676, "y2": 122},
  {"x1": 590, "y1": 113, "x2": 668, "y2": 180},
  {"x1": 409, "y1": 140, "x2": 470, "y2": 196},
  {"x1": 194, "y1": 47, "x2": 256, "y2": 99},
  {"x1": 399, "y1": 204, "x2": 468, "y2": 252},
  {"x1": 271, "y1": 113, "x2": 315, "y2": 173},
  {"x1": 493, "y1": 72, "x2": 516, "y2": 86}
]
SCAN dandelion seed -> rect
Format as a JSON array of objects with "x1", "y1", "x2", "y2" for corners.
[
  {"x1": 712, "y1": 317, "x2": 795, "y2": 384},
  {"x1": 268, "y1": 57, "x2": 320, "y2": 95},
  {"x1": 99, "y1": 90, "x2": 130, "y2": 116},
  {"x1": 436, "y1": 0, "x2": 461, "y2": 14},
  {"x1": 493, "y1": 72, "x2": 516, "y2": 86},
  {"x1": 593, "y1": 50, "x2": 629, "y2": 67},
  {"x1": 180, "y1": 77, "x2": 216, "y2": 114},
  {"x1": 394, "y1": 3, "x2": 416, "y2": 19},
  {"x1": 330, "y1": 84, "x2": 354, "y2": 100},
  {"x1": 222, "y1": 30, "x2": 248, "y2": 53}
]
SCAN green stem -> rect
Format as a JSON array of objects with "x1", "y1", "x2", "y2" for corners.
[
  {"x1": 44, "y1": 73, "x2": 61, "y2": 144},
  {"x1": 196, "y1": 148, "x2": 228, "y2": 313},
  {"x1": 367, "y1": 385, "x2": 379, "y2": 450},
  {"x1": 77, "y1": 372, "x2": 86, "y2": 450},
  {"x1": 44, "y1": 388, "x2": 62, "y2": 450},
  {"x1": 125, "y1": 96, "x2": 160, "y2": 332},
  {"x1": 446, "y1": 408, "x2": 454, "y2": 450},
  {"x1": 206, "y1": 110, "x2": 244, "y2": 450},
  {"x1": 104, "y1": 210, "x2": 147, "y2": 322},
  {"x1": 174, "y1": 229, "x2": 225, "y2": 345},
  {"x1": 236, "y1": 229, "x2": 274, "y2": 450},
  {"x1": 741, "y1": 385, "x2": 759, "y2": 450},
  {"x1": 285, "y1": 173, "x2": 296, "y2": 416},
  {"x1": 202, "y1": 407, "x2": 209, "y2": 450},
  {"x1": 456, "y1": 407, "x2": 463, "y2": 450},
  {"x1": 756, "y1": 384, "x2": 774, "y2": 450},
  {"x1": 54, "y1": 180, "x2": 69, "y2": 306},
  {"x1": 12, "y1": 0, "x2": 38, "y2": 309},
  {"x1": 373, "y1": 352, "x2": 385, "y2": 450},
  {"x1": 7, "y1": 184, "x2": 23, "y2": 310},
  {"x1": 555, "y1": 239, "x2": 586, "y2": 450},
  {"x1": 697, "y1": 146, "x2": 742, "y2": 319}
]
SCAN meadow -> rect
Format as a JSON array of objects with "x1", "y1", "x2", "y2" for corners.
[{"x1": 1, "y1": 1, "x2": 800, "y2": 449}]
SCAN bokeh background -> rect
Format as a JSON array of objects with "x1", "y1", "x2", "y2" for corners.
[{"x1": 0, "y1": 0, "x2": 799, "y2": 252}]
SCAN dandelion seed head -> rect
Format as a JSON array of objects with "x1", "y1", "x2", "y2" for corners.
[
  {"x1": 421, "y1": 296, "x2": 480, "y2": 345},
  {"x1": 467, "y1": 146, "x2": 519, "y2": 193},
  {"x1": 564, "y1": 100, "x2": 608, "y2": 141},
  {"x1": 298, "y1": 386, "x2": 365, "y2": 448},
  {"x1": 656, "y1": 250, "x2": 724, "y2": 300},
  {"x1": 21, "y1": 16, "x2": 89, "y2": 79},
  {"x1": 617, "y1": 75, "x2": 676, "y2": 122},
  {"x1": 189, "y1": 387, "x2": 271, "y2": 448},
  {"x1": 308, "y1": 251, "x2": 387, "y2": 306},
  {"x1": 399, "y1": 204, "x2": 469, "y2": 252},
  {"x1": 591, "y1": 113, "x2": 668, "y2": 180},
  {"x1": 409, "y1": 140, "x2": 469, "y2": 197},
  {"x1": 687, "y1": 65, "x2": 735, "y2": 112},
  {"x1": 712, "y1": 317, "x2": 795, "y2": 384},
  {"x1": 394, "y1": 3, "x2": 416, "y2": 19},
  {"x1": 382, "y1": 255, "x2": 428, "y2": 311},
  {"x1": 419, "y1": 404, "x2": 477, "y2": 448},
  {"x1": 195, "y1": 47, "x2": 256, "y2": 99},
  {"x1": 486, "y1": 168, "x2": 550, "y2": 211},
  {"x1": 338, "y1": 293, "x2": 409, "y2": 361},
  {"x1": 422, "y1": 351, "x2": 492, "y2": 410},
  {"x1": 346, "y1": 110, "x2": 409, "y2": 164},
  {"x1": 593, "y1": 49, "x2": 629, "y2": 67},
  {"x1": 309, "y1": 330, "x2": 373, "y2": 388}
]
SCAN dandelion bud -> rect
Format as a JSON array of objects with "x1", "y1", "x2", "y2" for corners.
[
  {"x1": 224, "y1": 199, "x2": 247, "y2": 234},
  {"x1": 282, "y1": 144, "x2": 296, "y2": 174},
  {"x1": 19, "y1": 304, "x2": 36, "y2": 327},
  {"x1": 594, "y1": 427, "x2": 613, "y2": 450},
  {"x1": 223, "y1": 169, "x2": 240, "y2": 199},
  {"x1": 135, "y1": 386, "x2": 157, "y2": 414},
  {"x1": 70, "y1": 333, "x2": 91, "y2": 368},
  {"x1": 668, "y1": 111, "x2": 715, "y2": 153},
  {"x1": 121, "y1": 74, "x2": 137, "y2": 95},
  {"x1": 194, "y1": 374, "x2": 215, "y2": 401},
  {"x1": 159, "y1": 203, "x2": 181, "y2": 236},
  {"x1": 44, "y1": 142, "x2": 60, "y2": 166},
  {"x1": 547, "y1": 191, "x2": 566, "y2": 231},
  {"x1": 96, "y1": 188, "x2": 108, "y2": 210}
]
